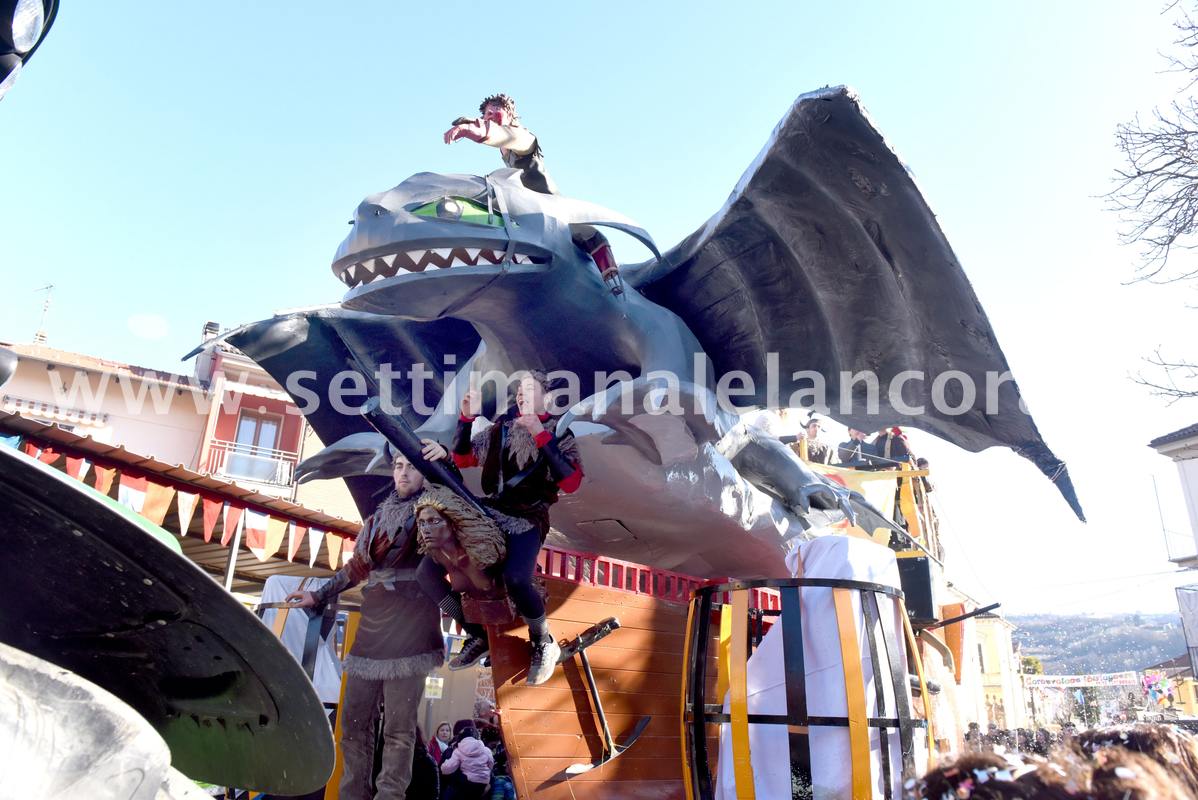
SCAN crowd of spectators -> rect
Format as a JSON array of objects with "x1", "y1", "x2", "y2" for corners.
[
  {"x1": 409, "y1": 718, "x2": 515, "y2": 800},
  {"x1": 913, "y1": 722, "x2": 1198, "y2": 799}
]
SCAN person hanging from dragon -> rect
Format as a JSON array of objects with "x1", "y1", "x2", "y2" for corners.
[
  {"x1": 444, "y1": 92, "x2": 625, "y2": 295},
  {"x1": 419, "y1": 370, "x2": 583, "y2": 686}
]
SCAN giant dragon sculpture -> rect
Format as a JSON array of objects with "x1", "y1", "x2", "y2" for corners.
[{"x1": 211, "y1": 87, "x2": 1082, "y2": 579}]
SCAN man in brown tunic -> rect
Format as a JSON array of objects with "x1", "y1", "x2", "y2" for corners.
[{"x1": 286, "y1": 450, "x2": 445, "y2": 799}]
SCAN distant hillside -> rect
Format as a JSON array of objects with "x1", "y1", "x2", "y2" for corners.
[{"x1": 1010, "y1": 614, "x2": 1186, "y2": 674}]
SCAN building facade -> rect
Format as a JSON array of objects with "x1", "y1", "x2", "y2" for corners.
[{"x1": 1, "y1": 324, "x2": 360, "y2": 522}]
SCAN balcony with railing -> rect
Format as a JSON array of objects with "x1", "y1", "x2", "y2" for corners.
[{"x1": 203, "y1": 438, "x2": 299, "y2": 490}]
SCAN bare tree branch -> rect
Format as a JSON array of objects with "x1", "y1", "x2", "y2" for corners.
[
  {"x1": 1110, "y1": 3, "x2": 1198, "y2": 284},
  {"x1": 1132, "y1": 349, "x2": 1198, "y2": 402},
  {"x1": 1113, "y1": 4, "x2": 1198, "y2": 403}
]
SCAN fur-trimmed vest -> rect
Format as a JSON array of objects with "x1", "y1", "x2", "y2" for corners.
[{"x1": 313, "y1": 488, "x2": 444, "y2": 680}]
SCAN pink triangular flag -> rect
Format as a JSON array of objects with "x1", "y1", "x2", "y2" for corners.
[{"x1": 221, "y1": 503, "x2": 244, "y2": 547}]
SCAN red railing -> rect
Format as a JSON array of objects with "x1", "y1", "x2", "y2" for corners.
[{"x1": 535, "y1": 544, "x2": 781, "y2": 609}]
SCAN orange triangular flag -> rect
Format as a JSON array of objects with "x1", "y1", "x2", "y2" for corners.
[
  {"x1": 176, "y1": 491, "x2": 199, "y2": 536},
  {"x1": 141, "y1": 481, "x2": 175, "y2": 526},
  {"x1": 287, "y1": 522, "x2": 308, "y2": 562},
  {"x1": 263, "y1": 516, "x2": 287, "y2": 562},
  {"x1": 221, "y1": 504, "x2": 245, "y2": 547},
  {"x1": 201, "y1": 497, "x2": 222, "y2": 542},
  {"x1": 325, "y1": 533, "x2": 345, "y2": 570},
  {"x1": 93, "y1": 465, "x2": 116, "y2": 496}
]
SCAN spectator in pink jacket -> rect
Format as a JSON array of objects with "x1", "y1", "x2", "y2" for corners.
[{"x1": 440, "y1": 725, "x2": 493, "y2": 799}]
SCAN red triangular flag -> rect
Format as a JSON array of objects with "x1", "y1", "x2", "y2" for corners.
[
  {"x1": 65, "y1": 456, "x2": 87, "y2": 480},
  {"x1": 38, "y1": 446, "x2": 60, "y2": 465},
  {"x1": 243, "y1": 509, "x2": 268, "y2": 557},
  {"x1": 221, "y1": 504, "x2": 244, "y2": 547},
  {"x1": 287, "y1": 522, "x2": 308, "y2": 562},
  {"x1": 201, "y1": 497, "x2": 222, "y2": 542},
  {"x1": 117, "y1": 473, "x2": 148, "y2": 513},
  {"x1": 22, "y1": 442, "x2": 40, "y2": 458}
]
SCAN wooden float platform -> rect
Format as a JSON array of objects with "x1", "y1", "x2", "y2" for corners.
[{"x1": 486, "y1": 548, "x2": 719, "y2": 799}]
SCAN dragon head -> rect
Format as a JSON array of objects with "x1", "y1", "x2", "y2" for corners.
[{"x1": 333, "y1": 169, "x2": 659, "y2": 320}]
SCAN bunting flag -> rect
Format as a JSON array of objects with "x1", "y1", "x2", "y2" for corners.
[
  {"x1": 221, "y1": 503, "x2": 245, "y2": 547},
  {"x1": 38, "y1": 446, "x2": 60, "y2": 465},
  {"x1": 93, "y1": 464, "x2": 116, "y2": 497},
  {"x1": 65, "y1": 456, "x2": 89, "y2": 481},
  {"x1": 201, "y1": 497, "x2": 222, "y2": 542},
  {"x1": 244, "y1": 509, "x2": 270, "y2": 560},
  {"x1": 308, "y1": 528, "x2": 325, "y2": 568},
  {"x1": 287, "y1": 522, "x2": 308, "y2": 562},
  {"x1": 117, "y1": 474, "x2": 148, "y2": 514},
  {"x1": 22, "y1": 442, "x2": 40, "y2": 459},
  {"x1": 141, "y1": 481, "x2": 175, "y2": 526},
  {"x1": 176, "y1": 490, "x2": 199, "y2": 536},
  {"x1": 326, "y1": 533, "x2": 345, "y2": 570},
  {"x1": 264, "y1": 516, "x2": 287, "y2": 562}
]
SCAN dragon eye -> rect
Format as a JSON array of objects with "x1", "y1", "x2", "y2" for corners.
[{"x1": 412, "y1": 197, "x2": 503, "y2": 227}]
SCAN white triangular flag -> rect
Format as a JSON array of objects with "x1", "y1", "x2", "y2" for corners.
[
  {"x1": 308, "y1": 528, "x2": 325, "y2": 568},
  {"x1": 176, "y1": 490, "x2": 199, "y2": 536}
]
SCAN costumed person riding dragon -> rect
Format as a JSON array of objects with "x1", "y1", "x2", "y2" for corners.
[{"x1": 419, "y1": 369, "x2": 582, "y2": 687}]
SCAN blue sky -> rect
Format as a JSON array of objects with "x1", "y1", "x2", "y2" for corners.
[{"x1": 3, "y1": 2, "x2": 1197, "y2": 613}]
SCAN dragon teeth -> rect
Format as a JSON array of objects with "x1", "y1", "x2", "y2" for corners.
[
  {"x1": 512, "y1": 253, "x2": 529, "y2": 265},
  {"x1": 465, "y1": 248, "x2": 480, "y2": 263},
  {"x1": 380, "y1": 253, "x2": 396, "y2": 268},
  {"x1": 346, "y1": 264, "x2": 359, "y2": 281},
  {"x1": 361, "y1": 260, "x2": 377, "y2": 276}
]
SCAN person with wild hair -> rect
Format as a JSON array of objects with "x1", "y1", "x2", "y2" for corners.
[{"x1": 420, "y1": 370, "x2": 582, "y2": 686}]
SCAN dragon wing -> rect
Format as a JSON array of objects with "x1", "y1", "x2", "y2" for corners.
[
  {"x1": 624, "y1": 86, "x2": 1083, "y2": 521},
  {"x1": 193, "y1": 306, "x2": 480, "y2": 516}
]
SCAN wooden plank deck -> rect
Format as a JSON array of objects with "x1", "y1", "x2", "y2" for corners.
[{"x1": 489, "y1": 578, "x2": 720, "y2": 799}]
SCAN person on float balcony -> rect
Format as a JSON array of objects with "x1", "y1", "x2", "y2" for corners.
[
  {"x1": 419, "y1": 370, "x2": 583, "y2": 686},
  {"x1": 443, "y1": 92, "x2": 623, "y2": 294}
]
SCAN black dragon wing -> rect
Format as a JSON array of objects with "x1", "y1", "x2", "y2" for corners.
[
  {"x1": 625, "y1": 86, "x2": 1084, "y2": 521},
  {"x1": 194, "y1": 307, "x2": 479, "y2": 516}
]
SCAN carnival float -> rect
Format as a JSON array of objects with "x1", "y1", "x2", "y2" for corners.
[{"x1": 1, "y1": 86, "x2": 1081, "y2": 799}]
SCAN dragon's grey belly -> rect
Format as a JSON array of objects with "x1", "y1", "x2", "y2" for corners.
[{"x1": 545, "y1": 430, "x2": 795, "y2": 578}]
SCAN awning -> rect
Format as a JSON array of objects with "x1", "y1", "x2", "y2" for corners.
[
  {"x1": 221, "y1": 381, "x2": 292, "y2": 403},
  {"x1": 2, "y1": 395, "x2": 108, "y2": 427}
]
